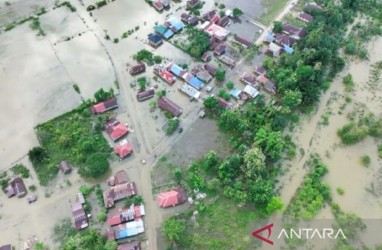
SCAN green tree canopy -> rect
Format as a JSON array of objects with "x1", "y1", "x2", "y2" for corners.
[
  {"x1": 80, "y1": 153, "x2": 110, "y2": 178},
  {"x1": 254, "y1": 127, "x2": 285, "y2": 159},
  {"x1": 162, "y1": 217, "x2": 186, "y2": 246},
  {"x1": 242, "y1": 146, "x2": 266, "y2": 178}
]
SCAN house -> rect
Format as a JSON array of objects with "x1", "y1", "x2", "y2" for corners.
[
  {"x1": 256, "y1": 75, "x2": 270, "y2": 85},
  {"x1": 0, "y1": 245, "x2": 12, "y2": 250},
  {"x1": 153, "y1": 1, "x2": 163, "y2": 11},
  {"x1": 148, "y1": 33, "x2": 163, "y2": 47},
  {"x1": 106, "y1": 228, "x2": 115, "y2": 240},
  {"x1": 157, "y1": 97, "x2": 182, "y2": 117},
  {"x1": 283, "y1": 45, "x2": 294, "y2": 54},
  {"x1": 77, "y1": 192, "x2": 85, "y2": 204},
  {"x1": 263, "y1": 81, "x2": 277, "y2": 94},
  {"x1": 304, "y1": 2, "x2": 323, "y2": 11},
  {"x1": 103, "y1": 181, "x2": 137, "y2": 208},
  {"x1": 166, "y1": 17, "x2": 184, "y2": 33},
  {"x1": 209, "y1": 37, "x2": 220, "y2": 50},
  {"x1": 214, "y1": 44, "x2": 226, "y2": 55},
  {"x1": 115, "y1": 219, "x2": 145, "y2": 239},
  {"x1": 105, "y1": 118, "x2": 129, "y2": 141},
  {"x1": 254, "y1": 65, "x2": 266, "y2": 76},
  {"x1": 167, "y1": 63, "x2": 186, "y2": 78},
  {"x1": 201, "y1": 21, "x2": 230, "y2": 41},
  {"x1": 156, "y1": 188, "x2": 187, "y2": 208},
  {"x1": 162, "y1": 0, "x2": 170, "y2": 9},
  {"x1": 217, "y1": 16, "x2": 230, "y2": 27},
  {"x1": 6, "y1": 177, "x2": 27, "y2": 198},
  {"x1": 297, "y1": 12, "x2": 313, "y2": 23},
  {"x1": 210, "y1": 15, "x2": 220, "y2": 24},
  {"x1": 217, "y1": 97, "x2": 236, "y2": 109},
  {"x1": 243, "y1": 85, "x2": 259, "y2": 98},
  {"x1": 180, "y1": 13, "x2": 190, "y2": 23},
  {"x1": 204, "y1": 63, "x2": 217, "y2": 76},
  {"x1": 179, "y1": 83, "x2": 201, "y2": 99},
  {"x1": 129, "y1": 63, "x2": 146, "y2": 75},
  {"x1": 137, "y1": 89, "x2": 155, "y2": 102},
  {"x1": 202, "y1": 51, "x2": 212, "y2": 62},
  {"x1": 282, "y1": 23, "x2": 307, "y2": 40},
  {"x1": 154, "y1": 66, "x2": 176, "y2": 85},
  {"x1": 187, "y1": 0, "x2": 200, "y2": 9},
  {"x1": 154, "y1": 25, "x2": 174, "y2": 39},
  {"x1": 71, "y1": 201, "x2": 88, "y2": 230},
  {"x1": 267, "y1": 42, "x2": 282, "y2": 57},
  {"x1": 229, "y1": 89, "x2": 242, "y2": 100},
  {"x1": 191, "y1": 65, "x2": 212, "y2": 83},
  {"x1": 186, "y1": 75, "x2": 204, "y2": 90},
  {"x1": 91, "y1": 98, "x2": 118, "y2": 114},
  {"x1": 234, "y1": 35, "x2": 252, "y2": 48},
  {"x1": 188, "y1": 16, "x2": 199, "y2": 26},
  {"x1": 107, "y1": 204, "x2": 145, "y2": 226},
  {"x1": 275, "y1": 34, "x2": 296, "y2": 47},
  {"x1": 59, "y1": 160, "x2": 73, "y2": 174},
  {"x1": 264, "y1": 32, "x2": 275, "y2": 43},
  {"x1": 240, "y1": 72, "x2": 257, "y2": 86},
  {"x1": 218, "y1": 55, "x2": 236, "y2": 68},
  {"x1": 201, "y1": 10, "x2": 217, "y2": 22},
  {"x1": 117, "y1": 241, "x2": 141, "y2": 250},
  {"x1": 108, "y1": 170, "x2": 129, "y2": 186},
  {"x1": 114, "y1": 139, "x2": 133, "y2": 159}
]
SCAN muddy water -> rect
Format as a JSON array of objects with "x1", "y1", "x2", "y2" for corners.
[{"x1": 277, "y1": 37, "x2": 382, "y2": 222}]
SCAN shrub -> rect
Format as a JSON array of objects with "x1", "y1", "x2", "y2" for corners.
[
  {"x1": 360, "y1": 155, "x2": 371, "y2": 167},
  {"x1": 96, "y1": 0, "x2": 107, "y2": 8},
  {"x1": 342, "y1": 74, "x2": 354, "y2": 92},
  {"x1": 80, "y1": 185, "x2": 92, "y2": 196},
  {"x1": 98, "y1": 211, "x2": 107, "y2": 222},
  {"x1": 337, "y1": 122, "x2": 368, "y2": 145},
  {"x1": 226, "y1": 81, "x2": 234, "y2": 89},
  {"x1": 94, "y1": 88, "x2": 114, "y2": 102},
  {"x1": 86, "y1": 5, "x2": 96, "y2": 11},
  {"x1": 166, "y1": 118, "x2": 180, "y2": 135},
  {"x1": 218, "y1": 89, "x2": 230, "y2": 101},
  {"x1": 378, "y1": 144, "x2": 382, "y2": 158},
  {"x1": 73, "y1": 84, "x2": 80, "y2": 94},
  {"x1": 11, "y1": 164, "x2": 30, "y2": 178},
  {"x1": 153, "y1": 55, "x2": 162, "y2": 64},
  {"x1": 215, "y1": 68, "x2": 226, "y2": 82},
  {"x1": 336, "y1": 187, "x2": 345, "y2": 195},
  {"x1": 113, "y1": 38, "x2": 119, "y2": 43}
]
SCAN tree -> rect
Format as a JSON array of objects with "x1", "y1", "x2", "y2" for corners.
[
  {"x1": 273, "y1": 21, "x2": 283, "y2": 33},
  {"x1": 79, "y1": 185, "x2": 91, "y2": 196},
  {"x1": 282, "y1": 89, "x2": 302, "y2": 109},
  {"x1": 35, "y1": 242, "x2": 46, "y2": 250},
  {"x1": 215, "y1": 68, "x2": 226, "y2": 81},
  {"x1": 62, "y1": 229, "x2": 107, "y2": 250},
  {"x1": 166, "y1": 118, "x2": 180, "y2": 135},
  {"x1": 203, "y1": 97, "x2": 221, "y2": 112},
  {"x1": 254, "y1": 127, "x2": 284, "y2": 159},
  {"x1": 219, "y1": 110, "x2": 248, "y2": 133},
  {"x1": 204, "y1": 151, "x2": 218, "y2": 170},
  {"x1": 157, "y1": 89, "x2": 166, "y2": 98},
  {"x1": 137, "y1": 77, "x2": 147, "y2": 91},
  {"x1": 265, "y1": 196, "x2": 284, "y2": 214},
  {"x1": 218, "y1": 89, "x2": 230, "y2": 101},
  {"x1": 246, "y1": 177, "x2": 274, "y2": 206},
  {"x1": 218, "y1": 154, "x2": 242, "y2": 183},
  {"x1": 162, "y1": 217, "x2": 186, "y2": 246},
  {"x1": 98, "y1": 210, "x2": 107, "y2": 222},
  {"x1": 226, "y1": 81, "x2": 234, "y2": 89},
  {"x1": 104, "y1": 240, "x2": 118, "y2": 250},
  {"x1": 242, "y1": 146, "x2": 266, "y2": 178},
  {"x1": 94, "y1": 88, "x2": 114, "y2": 102},
  {"x1": 80, "y1": 153, "x2": 110, "y2": 178},
  {"x1": 28, "y1": 147, "x2": 48, "y2": 165},
  {"x1": 233, "y1": 7, "x2": 243, "y2": 17}
]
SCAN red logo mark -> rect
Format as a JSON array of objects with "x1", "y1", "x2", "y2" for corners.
[{"x1": 252, "y1": 223, "x2": 273, "y2": 245}]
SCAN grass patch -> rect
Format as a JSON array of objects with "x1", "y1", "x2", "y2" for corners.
[
  {"x1": 259, "y1": 0, "x2": 288, "y2": 25},
  {"x1": 30, "y1": 103, "x2": 112, "y2": 185},
  {"x1": 11, "y1": 164, "x2": 30, "y2": 178},
  {"x1": 360, "y1": 155, "x2": 371, "y2": 167},
  {"x1": 336, "y1": 187, "x2": 345, "y2": 196}
]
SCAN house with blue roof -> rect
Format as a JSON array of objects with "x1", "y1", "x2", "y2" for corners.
[
  {"x1": 148, "y1": 33, "x2": 163, "y2": 47},
  {"x1": 284, "y1": 45, "x2": 294, "y2": 54},
  {"x1": 229, "y1": 89, "x2": 242, "y2": 100},
  {"x1": 166, "y1": 17, "x2": 184, "y2": 33},
  {"x1": 154, "y1": 25, "x2": 174, "y2": 39},
  {"x1": 168, "y1": 64, "x2": 186, "y2": 77},
  {"x1": 187, "y1": 76, "x2": 204, "y2": 90}
]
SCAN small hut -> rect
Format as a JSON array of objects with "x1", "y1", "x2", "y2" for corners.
[{"x1": 59, "y1": 161, "x2": 73, "y2": 174}]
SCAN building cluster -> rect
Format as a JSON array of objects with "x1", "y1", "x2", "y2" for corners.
[{"x1": 91, "y1": 98, "x2": 133, "y2": 159}]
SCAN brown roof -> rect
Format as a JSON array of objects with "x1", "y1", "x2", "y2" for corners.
[
  {"x1": 234, "y1": 35, "x2": 252, "y2": 47},
  {"x1": 59, "y1": 161, "x2": 73, "y2": 174},
  {"x1": 157, "y1": 97, "x2": 182, "y2": 117},
  {"x1": 187, "y1": 0, "x2": 200, "y2": 9},
  {"x1": 130, "y1": 63, "x2": 146, "y2": 75},
  {"x1": 202, "y1": 10, "x2": 217, "y2": 21},
  {"x1": 282, "y1": 23, "x2": 307, "y2": 39},
  {"x1": 217, "y1": 16, "x2": 230, "y2": 27},
  {"x1": 217, "y1": 97, "x2": 235, "y2": 109},
  {"x1": 298, "y1": 12, "x2": 313, "y2": 23},
  {"x1": 240, "y1": 73, "x2": 257, "y2": 85},
  {"x1": 202, "y1": 51, "x2": 212, "y2": 62},
  {"x1": 188, "y1": 16, "x2": 199, "y2": 26},
  {"x1": 181, "y1": 13, "x2": 190, "y2": 22},
  {"x1": 254, "y1": 66, "x2": 266, "y2": 75},
  {"x1": 275, "y1": 34, "x2": 296, "y2": 47},
  {"x1": 108, "y1": 170, "x2": 129, "y2": 186},
  {"x1": 8, "y1": 177, "x2": 27, "y2": 198},
  {"x1": 204, "y1": 63, "x2": 217, "y2": 76},
  {"x1": 137, "y1": 89, "x2": 155, "y2": 102},
  {"x1": 71, "y1": 202, "x2": 88, "y2": 230},
  {"x1": 117, "y1": 241, "x2": 141, "y2": 250},
  {"x1": 103, "y1": 182, "x2": 137, "y2": 208},
  {"x1": 214, "y1": 44, "x2": 226, "y2": 55},
  {"x1": 0, "y1": 245, "x2": 12, "y2": 250},
  {"x1": 263, "y1": 81, "x2": 277, "y2": 94}
]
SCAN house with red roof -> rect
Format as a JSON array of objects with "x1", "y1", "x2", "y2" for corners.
[
  {"x1": 114, "y1": 139, "x2": 133, "y2": 158},
  {"x1": 156, "y1": 188, "x2": 187, "y2": 208},
  {"x1": 154, "y1": 66, "x2": 176, "y2": 85},
  {"x1": 107, "y1": 204, "x2": 145, "y2": 226},
  {"x1": 105, "y1": 118, "x2": 129, "y2": 141},
  {"x1": 91, "y1": 98, "x2": 118, "y2": 114},
  {"x1": 108, "y1": 170, "x2": 129, "y2": 186},
  {"x1": 117, "y1": 241, "x2": 141, "y2": 250}
]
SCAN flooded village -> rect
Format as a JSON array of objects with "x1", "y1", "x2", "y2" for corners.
[{"x1": 0, "y1": 0, "x2": 382, "y2": 249}]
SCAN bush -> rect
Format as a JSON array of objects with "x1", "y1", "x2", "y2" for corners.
[
  {"x1": 80, "y1": 185, "x2": 92, "y2": 197},
  {"x1": 218, "y1": 89, "x2": 230, "y2": 101},
  {"x1": 113, "y1": 38, "x2": 119, "y2": 43},
  {"x1": 11, "y1": 164, "x2": 30, "y2": 178},
  {"x1": 86, "y1": 5, "x2": 96, "y2": 11},
  {"x1": 377, "y1": 144, "x2": 382, "y2": 158},
  {"x1": 166, "y1": 118, "x2": 180, "y2": 135},
  {"x1": 94, "y1": 88, "x2": 114, "y2": 102},
  {"x1": 342, "y1": 74, "x2": 354, "y2": 92},
  {"x1": 153, "y1": 55, "x2": 162, "y2": 64},
  {"x1": 337, "y1": 122, "x2": 368, "y2": 145},
  {"x1": 336, "y1": 187, "x2": 345, "y2": 195},
  {"x1": 215, "y1": 68, "x2": 226, "y2": 82},
  {"x1": 73, "y1": 84, "x2": 81, "y2": 94},
  {"x1": 98, "y1": 211, "x2": 107, "y2": 222},
  {"x1": 360, "y1": 155, "x2": 371, "y2": 167},
  {"x1": 96, "y1": 0, "x2": 107, "y2": 8},
  {"x1": 29, "y1": 185, "x2": 37, "y2": 192},
  {"x1": 225, "y1": 81, "x2": 234, "y2": 89}
]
